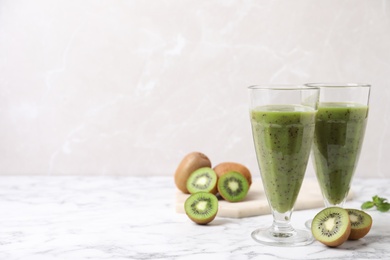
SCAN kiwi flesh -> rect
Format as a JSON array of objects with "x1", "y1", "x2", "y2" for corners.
[
  {"x1": 217, "y1": 171, "x2": 249, "y2": 202},
  {"x1": 184, "y1": 192, "x2": 218, "y2": 225},
  {"x1": 311, "y1": 207, "x2": 351, "y2": 247},
  {"x1": 174, "y1": 152, "x2": 211, "y2": 194},
  {"x1": 346, "y1": 208, "x2": 372, "y2": 240},
  {"x1": 213, "y1": 162, "x2": 252, "y2": 187},
  {"x1": 186, "y1": 167, "x2": 218, "y2": 194}
]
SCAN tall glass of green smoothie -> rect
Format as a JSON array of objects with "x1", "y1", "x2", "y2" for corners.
[
  {"x1": 249, "y1": 85, "x2": 319, "y2": 246},
  {"x1": 305, "y1": 83, "x2": 370, "y2": 211}
]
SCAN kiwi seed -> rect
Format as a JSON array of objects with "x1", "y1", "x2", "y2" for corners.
[
  {"x1": 184, "y1": 192, "x2": 218, "y2": 225},
  {"x1": 174, "y1": 152, "x2": 211, "y2": 194},
  {"x1": 346, "y1": 208, "x2": 373, "y2": 240},
  {"x1": 186, "y1": 167, "x2": 218, "y2": 194},
  {"x1": 217, "y1": 171, "x2": 249, "y2": 202}
]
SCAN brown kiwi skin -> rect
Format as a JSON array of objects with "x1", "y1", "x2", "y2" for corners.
[
  {"x1": 346, "y1": 209, "x2": 373, "y2": 240},
  {"x1": 213, "y1": 162, "x2": 252, "y2": 187},
  {"x1": 174, "y1": 152, "x2": 211, "y2": 194}
]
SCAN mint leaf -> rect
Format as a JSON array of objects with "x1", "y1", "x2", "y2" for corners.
[
  {"x1": 362, "y1": 195, "x2": 390, "y2": 212},
  {"x1": 377, "y1": 203, "x2": 390, "y2": 212},
  {"x1": 361, "y1": 201, "x2": 375, "y2": 210},
  {"x1": 372, "y1": 195, "x2": 385, "y2": 204}
]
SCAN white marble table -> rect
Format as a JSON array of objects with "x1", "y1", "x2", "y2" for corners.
[{"x1": 0, "y1": 176, "x2": 389, "y2": 260}]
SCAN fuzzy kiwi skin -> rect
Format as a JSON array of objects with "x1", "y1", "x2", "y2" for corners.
[
  {"x1": 346, "y1": 209, "x2": 373, "y2": 240},
  {"x1": 311, "y1": 207, "x2": 351, "y2": 247},
  {"x1": 174, "y1": 152, "x2": 212, "y2": 194},
  {"x1": 213, "y1": 162, "x2": 252, "y2": 187}
]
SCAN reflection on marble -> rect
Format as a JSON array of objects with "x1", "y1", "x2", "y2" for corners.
[
  {"x1": 0, "y1": 176, "x2": 389, "y2": 259},
  {"x1": 0, "y1": 1, "x2": 390, "y2": 177}
]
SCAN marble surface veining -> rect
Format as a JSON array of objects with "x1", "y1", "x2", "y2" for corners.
[{"x1": 0, "y1": 176, "x2": 389, "y2": 260}]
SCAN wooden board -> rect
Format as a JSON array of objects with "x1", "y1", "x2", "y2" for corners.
[{"x1": 175, "y1": 178, "x2": 353, "y2": 218}]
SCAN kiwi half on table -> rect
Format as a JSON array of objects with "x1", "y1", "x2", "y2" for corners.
[
  {"x1": 186, "y1": 167, "x2": 218, "y2": 194},
  {"x1": 346, "y1": 208, "x2": 373, "y2": 240},
  {"x1": 311, "y1": 207, "x2": 351, "y2": 247},
  {"x1": 217, "y1": 171, "x2": 249, "y2": 202},
  {"x1": 184, "y1": 192, "x2": 218, "y2": 225}
]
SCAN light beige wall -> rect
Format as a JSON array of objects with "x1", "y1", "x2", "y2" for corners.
[{"x1": 0, "y1": 0, "x2": 389, "y2": 177}]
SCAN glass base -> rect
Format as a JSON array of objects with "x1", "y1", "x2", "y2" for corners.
[
  {"x1": 251, "y1": 226, "x2": 314, "y2": 247},
  {"x1": 305, "y1": 219, "x2": 312, "y2": 229}
]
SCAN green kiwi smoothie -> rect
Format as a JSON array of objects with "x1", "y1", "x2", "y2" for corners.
[
  {"x1": 312, "y1": 102, "x2": 368, "y2": 205},
  {"x1": 250, "y1": 105, "x2": 316, "y2": 213}
]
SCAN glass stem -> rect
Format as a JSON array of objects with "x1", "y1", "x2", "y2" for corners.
[{"x1": 270, "y1": 210, "x2": 296, "y2": 237}]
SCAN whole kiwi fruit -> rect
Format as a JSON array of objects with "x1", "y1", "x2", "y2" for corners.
[
  {"x1": 213, "y1": 162, "x2": 252, "y2": 187},
  {"x1": 174, "y1": 152, "x2": 211, "y2": 194}
]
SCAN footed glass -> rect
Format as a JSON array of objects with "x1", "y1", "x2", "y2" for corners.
[
  {"x1": 249, "y1": 85, "x2": 319, "y2": 246},
  {"x1": 304, "y1": 83, "x2": 370, "y2": 229}
]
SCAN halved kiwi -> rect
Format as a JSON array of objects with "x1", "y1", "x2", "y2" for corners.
[
  {"x1": 184, "y1": 192, "x2": 218, "y2": 225},
  {"x1": 311, "y1": 207, "x2": 351, "y2": 247},
  {"x1": 217, "y1": 171, "x2": 249, "y2": 202},
  {"x1": 186, "y1": 167, "x2": 218, "y2": 194},
  {"x1": 346, "y1": 208, "x2": 372, "y2": 240},
  {"x1": 174, "y1": 152, "x2": 211, "y2": 194},
  {"x1": 213, "y1": 162, "x2": 252, "y2": 187}
]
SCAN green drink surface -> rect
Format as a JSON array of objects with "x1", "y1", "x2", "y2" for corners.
[
  {"x1": 250, "y1": 105, "x2": 316, "y2": 213},
  {"x1": 312, "y1": 102, "x2": 368, "y2": 205}
]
